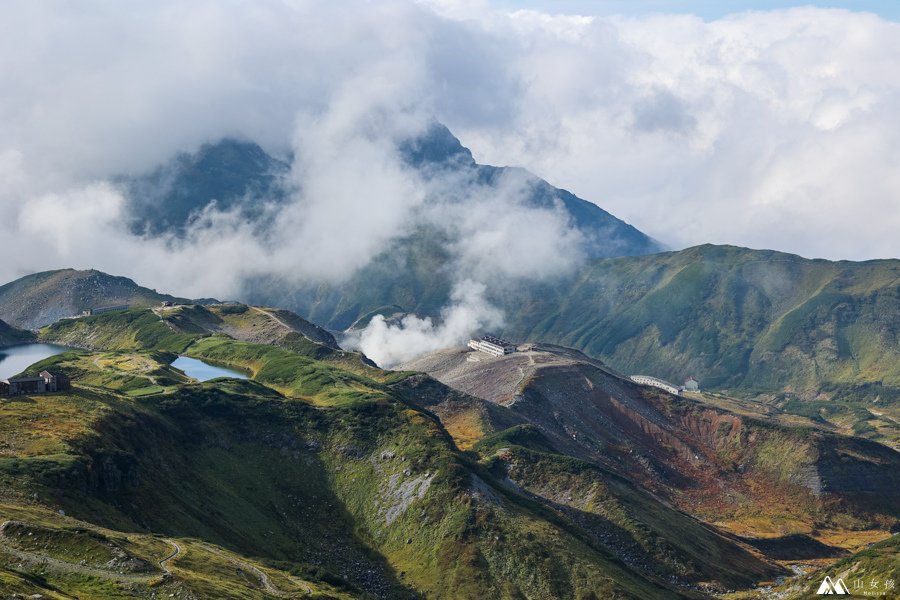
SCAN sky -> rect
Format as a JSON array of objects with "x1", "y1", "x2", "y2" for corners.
[
  {"x1": 1, "y1": 0, "x2": 900, "y2": 308},
  {"x1": 492, "y1": 1, "x2": 900, "y2": 21}
]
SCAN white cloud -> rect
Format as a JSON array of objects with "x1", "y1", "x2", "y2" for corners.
[
  {"x1": 343, "y1": 280, "x2": 503, "y2": 367},
  {"x1": 0, "y1": 1, "x2": 898, "y2": 329},
  {"x1": 424, "y1": 167, "x2": 586, "y2": 280},
  {"x1": 448, "y1": 7, "x2": 900, "y2": 261}
]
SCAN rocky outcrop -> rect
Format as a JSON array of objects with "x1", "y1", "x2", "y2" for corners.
[{"x1": 405, "y1": 344, "x2": 900, "y2": 531}]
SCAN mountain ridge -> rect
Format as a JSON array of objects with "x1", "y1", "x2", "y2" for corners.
[
  {"x1": 241, "y1": 242, "x2": 900, "y2": 450},
  {"x1": 0, "y1": 268, "x2": 213, "y2": 330},
  {"x1": 121, "y1": 122, "x2": 663, "y2": 259},
  {"x1": 123, "y1": 137, "x2": 290, "y2": 235},
  {"x1": 398, "y1": 343, "x2": 900, "y2": 536}
]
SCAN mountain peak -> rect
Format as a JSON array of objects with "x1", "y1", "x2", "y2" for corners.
[
  {"x1": 399, "y1": 122, "x2": 476, "y2": 169},
  {"x1": 123, "y1": 138, "x2": 289, "y2": 235}
]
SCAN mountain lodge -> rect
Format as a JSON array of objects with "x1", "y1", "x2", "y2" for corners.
[
  {"x1": 468, "y1": 335, "x2": 517, "y2": 357},
  {"x1": 0, "y1": 371, "x2": 70, "y2": 396}
]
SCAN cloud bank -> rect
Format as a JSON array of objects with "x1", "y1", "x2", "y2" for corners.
[
  {"x1": 446, "y1": 7, "x2": 900, "y2": 261},
  {"x1": 346, "y1": 281, "x2": 504, "y2": 367},
  {"x1": 2, "y1": 1, "x2": 900, "y2": 363}
]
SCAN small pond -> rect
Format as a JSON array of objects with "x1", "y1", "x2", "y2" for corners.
[
  {"x1": 171, "y1": 356, "x2": 249, "y2": 382},
  {"x1": 0, "y1": 343, "x2": 72, "y2": 379}
]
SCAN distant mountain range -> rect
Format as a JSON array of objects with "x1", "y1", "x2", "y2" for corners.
[
  {"x1": 4, "y1": 125, "x2": 899, "y2": 446},
  {"x1": 115, "y1": 128, "x2": 891, "y2": 416},
  {"x1": 3, "y1": 257, "x2": 899, "y2": 447},
  {"x1": 121, "y1": 122, "x2": 663, "y2": 256},
  {"x1": 504, "y1": 244, "x2": 900, "y2": 401},
  {"x1": 246, "y1": 244, "x2": 900, "y2": 446}
]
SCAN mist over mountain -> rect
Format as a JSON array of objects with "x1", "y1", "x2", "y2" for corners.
[
  {"x1": 403, "y1": 123, "x2": 662, "y2": 257},
  {"x1": 121, "y1": 123, "x2": 660, "y2": 258},
  {"x1": 123, "y1": 139, "x2": 290, "y2": 236},
  {"x1": 3, "y1": 1, "x2": 900, "y2": 297},
  {"x1": 109, "y1": 122, "x2": 663, "y2": 367}
]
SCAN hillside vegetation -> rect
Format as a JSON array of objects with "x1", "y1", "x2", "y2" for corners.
[
  {"x1": 507, "y1": 245, "x2": 900, "y2": 400},
  {"x1": 0, "y1": 269, "x2": 199, "y2": 330},
  {"x1": 272, "y1": 243, "x2": 900, "y2": 446},
  {"x1": 0, "y1": 319, "x2": 34, "y2": 346},
  {"x1": 9, "y1": 243, "x2": 898, "y2": 448},
  {"x1": 5, "y1": 281, "x2": 897, "y2": 598},
  {"x1": 496, "y1": 245, "x2": 900, "y2": 447},
  {"x1": 0, "y1": 305, "x2": 715, "y2": 599},
  {"x1": 248, "y1": 245, "x2": 900, "y2": 409}
]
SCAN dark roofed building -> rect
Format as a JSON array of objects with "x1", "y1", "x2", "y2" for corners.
[{"x1": 1, "y1": 370, "x2": 69, "y2": 395}]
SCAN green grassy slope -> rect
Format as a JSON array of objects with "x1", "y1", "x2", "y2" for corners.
[
  {"x1": 0, "y1": 502, "x2": 355, "y2": 600},
  {"x1": 0, "y1": 390, "x2": 685, "y2": 599},
  {"x1": 475, "y1": 439, "x2": 779, "y2": 590},
  {"x1": 486, "y1": 245, "x2": 900, "y2": 447},
  {"x1": 505, "y1": 245, "x2": 900, "y2": 400},
  {"x1": 3, "y1": 308, "x2": 714, "y2": 599},
  {"x1": 16, "y1": 298, "x2": 896, "y2": 599},
  {"x1": 389, "y1": 375, "x2": 790, "y2": 590},
  {"x1": 247, "y1": 244, "x2": 900, "y2": 412},
  {"x1": 0, "y1": 319, "x2": 35, "y2": 346},
  {"x1": 41, "y1": 308, "x2": 204, "y2": 353},
  {"x1": 0, "y1": 269, "x2": 198, "y2": 330},
  {"x1": 40, "y1": 304, "x2": 385, "y2": 389}
]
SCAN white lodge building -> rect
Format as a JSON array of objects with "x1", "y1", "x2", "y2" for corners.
[{"x1": 468, "y1": 335, "x2": 516, "y2": 357}]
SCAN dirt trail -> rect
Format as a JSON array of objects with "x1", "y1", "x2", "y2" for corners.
[
  {"x1": 197, "y1": 542, "x2": 311, "y2": 596},
  {"x1": 515, "y1": 351, "x2": 538, "y2": 385},
  {"x1": 0, "y1": 520, "x2": 170, "y2": 584},
  {"x1": 0, "y1": 524, "x2": 312, "y2": 597},
  {"x1": 252, "y1": 306, "x2": 294, "y2": 333},
  {"x1": 159, "y1": 539, "x2": 181, "y2": 572}
]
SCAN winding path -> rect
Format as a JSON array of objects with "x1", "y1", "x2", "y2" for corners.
[
  {"x1": 159, "y1": 539, "x2": 181, "y2": 573},
  {"x1": 0, "y1": 525, "x2": 314, "y2": 597},
  {"x1": 197, "y1": 542, "x2": 311, "y2": 596},
  {"x1": 0, "y1": 520, "x2": 172, "y2": 584},
  {"x1": 252, "y1": 307, "x2": 293, "y2": 331}
]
